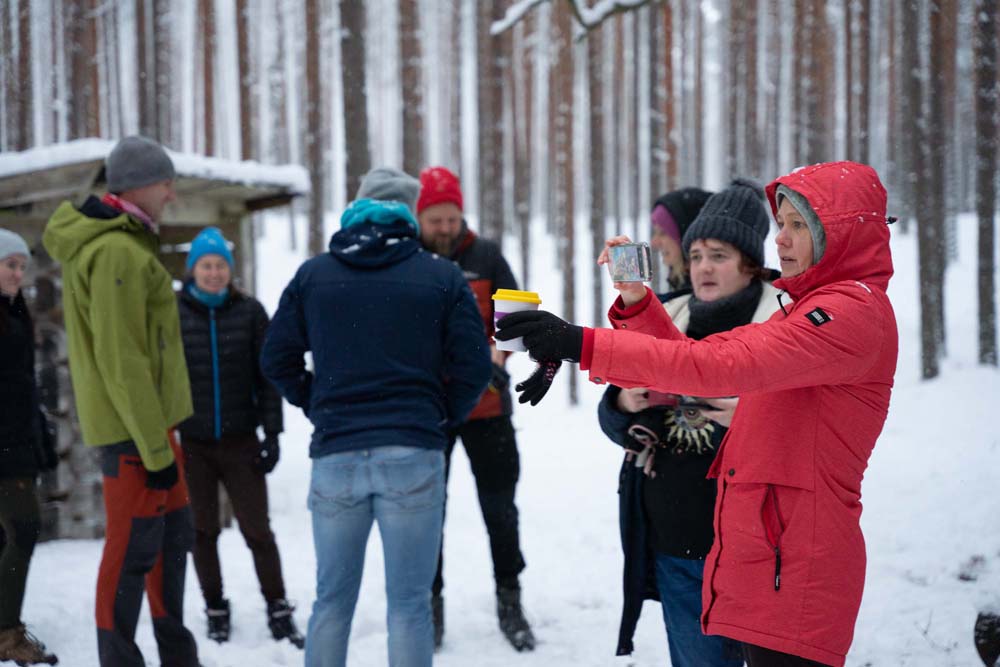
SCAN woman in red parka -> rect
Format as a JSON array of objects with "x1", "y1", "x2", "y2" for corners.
[{"x1": 496, "y1": 162, "x2": 898, "y2": 667}]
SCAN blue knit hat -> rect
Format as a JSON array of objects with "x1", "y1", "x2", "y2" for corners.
[{"x1": 186, "y1": 227, "x2": 234, "y2": 271}]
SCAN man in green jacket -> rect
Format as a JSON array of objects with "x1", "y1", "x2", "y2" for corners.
[{"x1": 43, "y1": 136, "x2": 200, "y2": 667}]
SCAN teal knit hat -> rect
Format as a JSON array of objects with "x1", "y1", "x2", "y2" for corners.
[
  {"x1": 340, "y1": 198, "x2": 419, "y2": 234},
  {"x1": 186, "y1": 226, "x2": 234, "y2": 271}
]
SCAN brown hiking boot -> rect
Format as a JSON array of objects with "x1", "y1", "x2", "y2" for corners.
[{"x1": 0, "y1": 624, "x2": 58, "y2": 665}]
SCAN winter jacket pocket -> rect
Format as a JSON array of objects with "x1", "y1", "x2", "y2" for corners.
[{"x1": 761, "y1": 484, "x2": 785, "y2": 591}]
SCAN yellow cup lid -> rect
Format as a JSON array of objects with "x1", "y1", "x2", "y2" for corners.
[{"x1": 492, "y1": 289, "x2": 541, "y2": 304}]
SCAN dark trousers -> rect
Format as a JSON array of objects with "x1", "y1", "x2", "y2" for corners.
[
  {"x1": 433, "y1": 415, "x2": 525, "y2": 597},
  {"x1": 182, "y1": 433, "x2": 286, "y2": 605},
  {"x1": 96, "y1": 435, "x2": 198, "y2": 667},
  {"x1": 0, "y1": 477, "x2": 40, "y2": 629},
  {"x1": 743, "y1": 643, "x2": 831, "y2": 667}
]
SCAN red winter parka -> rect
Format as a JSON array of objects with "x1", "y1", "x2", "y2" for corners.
[{"x1": 583, "y1": 162, "x2": 897, "y2": 666}]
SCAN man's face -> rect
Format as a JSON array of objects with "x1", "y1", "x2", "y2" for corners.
[
  {"x1": 122, "y1": 179, "x2": 177, "y2": 223},
  {"x1": 418, "y1": 202, "x2": 463, "y2": 256}
]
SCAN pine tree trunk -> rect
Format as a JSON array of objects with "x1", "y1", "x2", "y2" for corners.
[
  {"x1": 915, "y1": 0, "x2": 946, "y2": 379},
  {"x1": 66, "y1": 0, "x2": 100, "y2": 140},
  {"x1": 199, "y1": 0, "x2": 215, "y2": 155},
  {"x1": 448, "y1": 0, "x2": 462, "y2": 172},
  {"x1": 340, "y1": 0, "x2": 370, "y2": 201},
  {"x1": 846, "y1": 0, "x2": 855, "y2": 159},
  {"x1": 974, "y1": 0, "x2": 997, "y2": 365},
  {"x1": 400, "y1": 0, "x2": 423, "y2": 177},
  {"x1": 857, "y1": 0, "x2": 871, "y2": 164},
  {"x1": 765, "y1": 0, "x2": 781, "y2": 176},
  {"x1": 477, "y1": 0, "x2": 505, "y2": 241},
  {"x1": 899, "y1": 0, "x2": 921, "y2": 225},
  {"x1": 153, "y1": 0, "x2": 170, "y2": 144},
  {"x1": 15, "y1": 0, "x2": 31, "y2": 149},
  {"x1": 744, "y1": 0, "x2": 759, "y2": 177},
  {"x1": 136, "y1": 0, "x2": 155, "y2": 138},
  {"x1": 804, "y1": 0, "x2": 833, "y2": 164},
  {"x1": 306, "y1": 0, "x2": 325, "y2": 256},
  {"x1": 792, "y1": 0, "x2": 805, "y2": 163},
  {"x1": 511, "y1": 17, "x2": 532, "y2": 288},
  {"x1": 552, "y1": 1, "x2": 576, "y2": 405},
  {"x1": 693, "y1": 5, "x2": 704, "y2": 183},
  {"x1": 727, "y1": 0, "x2": 743, "y2": 176},
  {"x1": 589, "y1": 25, "x2": 606, "y2": 328},
  {"x1": 236, "y1": 0, "x2": 253, "y2": 159}
]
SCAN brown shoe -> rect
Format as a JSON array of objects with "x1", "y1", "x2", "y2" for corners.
[{"x1": 0, "y1": 624, "x2": 58, "y2": 665}]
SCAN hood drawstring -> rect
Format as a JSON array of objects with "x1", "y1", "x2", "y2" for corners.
[{"x1": 777, "y1": 291, "x2": 790, "y2": 317}]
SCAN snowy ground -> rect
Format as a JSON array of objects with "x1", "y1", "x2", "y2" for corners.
[{"x1": 20, "y1": 213, "x2": 1000, "y2": 666}]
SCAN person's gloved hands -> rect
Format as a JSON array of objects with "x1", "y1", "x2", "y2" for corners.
[
  {"x1": 626, "y1": 409, "x2": 666, "y2": 448},
  {"x1": 146, "y1": 461, "x2": 179, "y2": 490},
  {"x1": 495, "y1": 311, "x2": 584, "y2": 363},
  {"x1": 514, "y1": 360, "x2": 561, "y2": 406},
  {"x1": 254, "y1": 433, "x2": 281, "y2": 474}
]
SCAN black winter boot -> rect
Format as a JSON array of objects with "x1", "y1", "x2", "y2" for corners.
[
  {"x1": 206, "y1": 599, "x2": 230, "y2": 643},
  {"x1": 267, "y1": 599, "x2": 305, "y2": 649},
  {"x1": 976, "y1": 611, "x2": 1000, "y2": 666},
  {"x1": 432, "y1": 595, "x2": 444, "y2": 650},
  {"x1": 496, "y1": 585, "x2": 535, "y2": 652}
]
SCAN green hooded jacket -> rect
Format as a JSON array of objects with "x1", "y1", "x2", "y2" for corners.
[{"x1": 42, "y1": 197, "x2": 192, "y2": 472}]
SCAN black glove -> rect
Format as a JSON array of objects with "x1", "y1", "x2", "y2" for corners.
[
  {"x1": 514, "y1": 361, "x2": 562, "y2": 406},
  {"x1": 146, "y1": 461, "x2": 179, "y2": 490},
  {"x1": 254, "y1": 433, "x2": 280, "y2": 474},
  {"x1": 495, "y1": 310, "x2": 584, "y2": 363},
  {"x1": 489, "y1": 363, "x2": 511, "y2": 392},
  {"x1": 37, "y1": 410, "x2": 59, "y2": 471}
]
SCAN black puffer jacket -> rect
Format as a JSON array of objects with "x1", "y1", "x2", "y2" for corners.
[
  {"x1": 176, "y1": 284, "x2": 283, "y2": 442},
  {"x1": 0, "y1": 292, "x2": 47, "y2": 479}
]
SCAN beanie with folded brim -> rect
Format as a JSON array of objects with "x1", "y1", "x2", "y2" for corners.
[
  {"x1": 341, "y1": 198, "x2": 419, "y2": 234},
  {"x1": 186, "y1": 226, "x2": 235, "y2": 272},
  {"x1": 0, "y1": 229, "x2": 30, "y2": 262},
  {"x1": 776, "y1": 184, "x2": 827, "y2": 264}
]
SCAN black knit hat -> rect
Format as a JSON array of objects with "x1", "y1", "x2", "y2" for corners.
[
  {"x1": 681, "y1": 178, "x2": 769, "y2": 267},
  {"x1": 653, "y1": 188, "x2": 713, "y2": 241}
]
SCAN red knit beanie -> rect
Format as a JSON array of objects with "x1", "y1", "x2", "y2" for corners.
[{"x1": 417, "y1": 166, "x2": 463, "y2": 214}]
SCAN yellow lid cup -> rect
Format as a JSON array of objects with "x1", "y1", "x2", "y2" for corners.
[{"x1": 492, "y1": 290, "x2": 542, "y2": 352}]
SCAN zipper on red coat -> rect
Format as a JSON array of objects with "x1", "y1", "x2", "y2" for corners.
[{"x1": 763, "y1": 485, "x2": 785, "y2": 591}]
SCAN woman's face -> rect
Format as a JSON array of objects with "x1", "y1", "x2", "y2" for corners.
[
  {"x1": 192, "y1": 254, "x2": 231, "y2": 294},
  {"x1": 651, "y1": 227, "x2": 685, "y2": 277},
  {"x1": 688, "y1": 239, "x2": 752, "y2": 302},
  {"x1": 0, "y1": 254, "x2": 28, "y2": 297},
  {"x1": 775, "y1": 198, "x2": 815, "y2": 278}
]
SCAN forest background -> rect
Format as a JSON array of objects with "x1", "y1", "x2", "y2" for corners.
[{"x1": 0, "y1": 0, "x2": 998, "y2": 390}]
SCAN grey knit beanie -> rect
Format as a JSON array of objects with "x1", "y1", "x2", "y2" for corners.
[
  {"x1": 356, "y1": 167, "x2": 422, "y2": 214},
  {"x1": 776, "y1": 184, "x2": 827, "y2": 264},
  {"x1": 106, "y1": 136, "x2": 176, "y2": 194},
  {"x1": 682, "y1": 178, "x2": 770, "y2": 267},
  {"x1": 0, "y1": 229, "x2": 30, "y2": 262}
]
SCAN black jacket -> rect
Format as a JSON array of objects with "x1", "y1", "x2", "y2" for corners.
[
  {"x1": 447, "y1": 225, "x2": 518, "y2": 421},
  {"x1": 176, "y1": 285, "x2": 283, "y2": 442},
  {"x1": 0, "y1": 292, "x2": 49, "y2": 479}
]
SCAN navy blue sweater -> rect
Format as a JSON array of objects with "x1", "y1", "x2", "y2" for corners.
[{"x1": 261, "y1": 218, "x2": 491, "y2": 458}]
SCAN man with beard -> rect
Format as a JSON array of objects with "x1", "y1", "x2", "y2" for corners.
[{"x1": 416, "y1": 166, "x2": 535, "y2": 653}]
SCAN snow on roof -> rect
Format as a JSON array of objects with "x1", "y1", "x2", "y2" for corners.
[{"x1": 0, "y1": 138, "x2": 310, "y2": 194}]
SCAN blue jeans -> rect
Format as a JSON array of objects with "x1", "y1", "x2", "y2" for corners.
[
  {"x1": 654, "y1": 553, "x2": 744, "y2": 667},
  {"x1": 305, "y1": 446, "x2": 445, "y2": 667}
]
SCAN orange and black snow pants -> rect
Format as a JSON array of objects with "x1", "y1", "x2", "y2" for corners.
[{"x1": 95, "y1": 433, "x2": 199, "y2": 667}]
